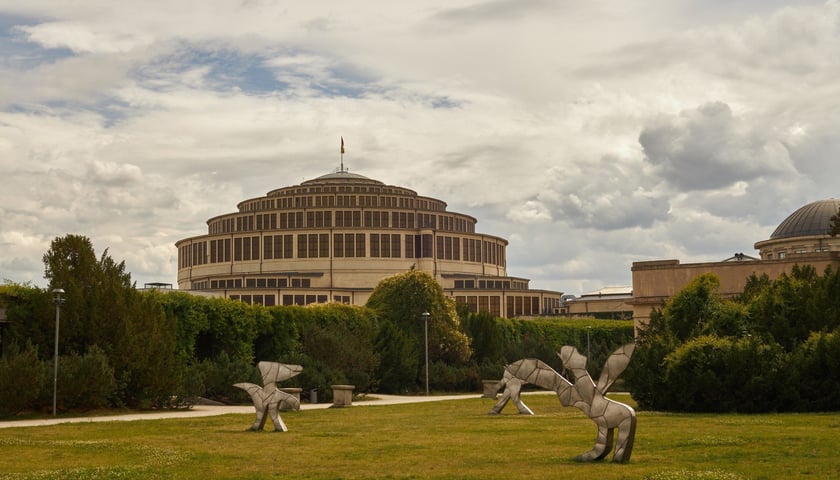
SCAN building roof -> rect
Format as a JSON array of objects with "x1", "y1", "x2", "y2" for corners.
[
  {"x1": 578, "y1": 286, "x2": 632, "y2": 298},
  {"x1": 770, "y1": 198, "x2": 840, "y2": 239},
  {"x1": 301, "y1": 170, "x2": 384, "y2": 186}
]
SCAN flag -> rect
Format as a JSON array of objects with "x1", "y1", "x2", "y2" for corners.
[{"x1": 340, "y1": 136, "x2": 345, "y2": 154}]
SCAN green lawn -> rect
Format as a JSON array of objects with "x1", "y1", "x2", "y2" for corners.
[{"x1": 1, "y1": 394, "x2": 839, "y2": 479}]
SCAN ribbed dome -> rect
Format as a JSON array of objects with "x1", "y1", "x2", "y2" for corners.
[{"x1": 770, "y1": 199, "x2": 840, "y2": 239}]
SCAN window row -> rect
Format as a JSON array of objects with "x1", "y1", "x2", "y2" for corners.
[
  {"x1": 208, "y1": 277, "x2": 313, "y2": 290},
  {"x1": 765, "y1": 247, "x2": 834, "y2": 260},
  {"x1": 454, "y1": 279, "x2": 512, "y2": 290},
  {"x1": 244, "y1": 187, "x2": 447, "y2": 212},
  {"x1": 453, "y1": 295, "x2": 543, "y2": 317},
  {"x1": 228, "y1": 294, "x2": 351, "y2": 306},
  {"x1": 180, "y1": 234, "x2": 506, "y2": 267},
  {"x1": 370, "y1": 234, "x2": 402, "y2": 258},
  {"x1": 454, "y1": 295, "x2": 503, "y2": 317},
  {"x1": 208, "y1": 210, "x2": 475, "y2": 234}
]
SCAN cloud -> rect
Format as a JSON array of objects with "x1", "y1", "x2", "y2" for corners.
[
  {"x1": 1, "y1": 1, "x2": 839, "y2": 298},
  {"x1": 427, "y1": 0, "x2": 558, "y2": 27},
  {"x1": 639, "y1": 101, "x2": 795, "y2": 191},
  {"x1": 15, "y1": 21, "x2": 154, "y2": 54}
]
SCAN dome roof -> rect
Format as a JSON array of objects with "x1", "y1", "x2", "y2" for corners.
[
  {"x1": 302, "y1": 170, "x2": 383, "y2": 186},
  {"x1": 770, "y1": 198, "x2": 840, "y2": 239}
]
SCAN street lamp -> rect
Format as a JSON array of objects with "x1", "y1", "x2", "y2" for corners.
[
  {"x1": 52, "y1": 288, "x2": 65, "y2": 417},
  {"x1": 421, "y1": 312, "x2": 430, "y2": 395},
  {"x1": 586, "y1": 325, "x2": 591, "y2": 359}
]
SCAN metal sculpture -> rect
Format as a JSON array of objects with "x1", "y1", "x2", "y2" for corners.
[
  {"x1": 234, "y1": 361, "x2": 303, "y2": 432},
  {"x1": 488, "y1": 344, "x2": 636, "y2": 463}
]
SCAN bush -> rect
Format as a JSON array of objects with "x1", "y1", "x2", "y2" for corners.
[
  {"x1": 428, "y1": 361, "x2": 481, "y2": 392},
  {"x1": 374, "y1": 319, "x2": 419, "y2": 393},
  {"x1": 0, "y1": 342, "x2": 48, "y2": 416},
  {"x1": 792, "y1": 331, "x2": 840, "y2": 411},
  {"x1": 198, "y1": 352, "x2": 260, "y2": 404},
  {"x1": 656, "y1": 335, "x2": 791, "y2": 413},
  {"x1": 58, "y1": 345, "x2": 116, "y2": 411}
]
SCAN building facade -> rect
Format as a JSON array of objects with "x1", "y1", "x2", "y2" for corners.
[
  {"x1": 175, "y1": 170, "x2": 563, "y2": 317},
  {"x1": 631, "y1": 198, "x2": 840, "y2": 328}
]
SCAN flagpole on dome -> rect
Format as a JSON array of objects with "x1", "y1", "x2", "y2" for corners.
[{"x1": 340, "y1": 136, "x2": 345, "y2": 173}]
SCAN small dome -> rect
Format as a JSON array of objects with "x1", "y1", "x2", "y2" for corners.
[{"x1": 770, "y1": 199, "x2": 840, "y2": 239}]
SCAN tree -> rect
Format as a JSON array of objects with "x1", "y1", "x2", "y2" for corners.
[
  {"x1": 830, "y1": 206, "x2": 840, "y2": 237},
  {"x1": 42, "y1": 234, "x2": 135, "y2": 356},
  {"x1": 374, "y1": 319, "x2": 419, "y2": 393},
  {"x1": 366, "y1": 270, "x2": 471, "y2": 390},
  {"x1": 745, "y1": 265, "x2": 821, "y2": 351},
  {"x1": 41, "y1": 234, "x2": 183, "y2": 408},
  {"x1": 462, "y1": 311, "x2": 505, "y2": 366}
]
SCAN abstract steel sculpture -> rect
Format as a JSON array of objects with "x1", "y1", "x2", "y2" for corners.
[
  {"x1": 234, "y1": 361, "x2": 303, "y2": 432},
  {"x1": 488, "y1": 344, "x2": 636, "y2": 463}
]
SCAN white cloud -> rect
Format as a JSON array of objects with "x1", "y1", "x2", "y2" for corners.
[
  {"x1": 0, "y1": 0, "x2": 838, "y2": 296},
  {"x1": 16, "y1": 21, "x2": 155, "y2": 54}
]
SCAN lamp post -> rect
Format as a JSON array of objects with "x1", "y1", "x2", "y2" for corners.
[
  {"x1": 52, "y1": 288, "x2": 65, "y2": 417},
  {"x1": 586, "y1": 325, "x2": 591, "y2": 359},
  {"x1": 421, "y1": 312, "x2": 430, "y2": 395}
]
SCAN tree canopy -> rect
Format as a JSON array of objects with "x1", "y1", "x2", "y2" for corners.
[{"x1": 627, "y1": 267, "x2": 840, "y2": 412}]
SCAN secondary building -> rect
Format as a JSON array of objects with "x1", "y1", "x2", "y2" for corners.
[
  {"x1": 631, "y1": 198, "x2": 840, "y2": 328},
  {"x1": 175, "y1": 169, "x2": 563, "y2": 317}
]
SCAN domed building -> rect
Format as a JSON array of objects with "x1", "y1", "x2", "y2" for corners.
[
  {"x1": 632, "y1": 197, "x2": 840, "y2": 328},
  {"x1": 176, "y1": 169, "x2": 563, "y2": 317},
  {"x1": 754, "y1": 198, "x2": 840, "y2": 259}
]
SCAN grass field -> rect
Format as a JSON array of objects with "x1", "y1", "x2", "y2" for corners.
[{"x1": 1, "y1": 393, "x2": 839, "y2": 479}]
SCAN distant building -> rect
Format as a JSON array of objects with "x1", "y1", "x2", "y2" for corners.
[
  {"x1": 561, "y1": 286, "x2": 633, "y2": 320},
  {"x1": 175, "y1": 169, "x2": 563, "y2": 317},
  {"x1": 632, "y1": 198, "x2": 840, "y2": 328}
]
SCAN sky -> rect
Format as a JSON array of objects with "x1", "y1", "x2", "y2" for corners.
[{"x1": 1, "y1": 0, "x2": 839, "y2": 296}]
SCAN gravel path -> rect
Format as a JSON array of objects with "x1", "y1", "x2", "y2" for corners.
[{"x1": 0, "y1": 393, "x2": 480, "y2": 429}]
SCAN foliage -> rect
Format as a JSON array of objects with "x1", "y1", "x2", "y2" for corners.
[
  {"x1": 367, "y1": 270, "x2": 471, "y2": 363},
  {"x1": 55, "y1": 345, "x2": 116, "y2": 411},
  {"x1": 428, "y1": 360, "x2": 481, "y2": 391},
  {"x1": 791, "y1": 331, "x2": 840, "y2": 411},
  {"x1": 830, "y1": 206, "x2": 840, "y2": 237},
  {"x1": 195, "y1": 352, "x2": 259, "y2": 404},
  {"x1": 2, "y1": 236, "x2": 638, "y2": 414},
  {"x1": 0, "y1": 342, "x2": 48, "y2": 416},
  {"x1": 462, "y1": 311, "x2": 505, "y2": 366},
  {"x1": 42, "y1": 234, "x2": 134, "y2": 357},
  {"x1": 628, "y1": 267, "x2": 840, "y2": 412},
  {"x1": 117, "y1": 293, "x2": 181, "y2": 409},
  {"x1": 366, "y1": 270, "x2": 471, "y2": 391},
  {"x1": 373, "y1": 318, "x2": 419, "y2": 393},
  {"x1": 295, "y1": 303, "x2": 379, "y2": 394},
  {"x1": 658, "y1": 335, "x2": 787, "y2": 413},
  {"x1": 745, "y1": 265, "x2": 840, "y2": 351}
]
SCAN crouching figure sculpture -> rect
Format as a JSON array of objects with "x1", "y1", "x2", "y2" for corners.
[
  {"x1": 488, "y1": 344, "x2": 636, "y2": 463},
  {"x1": 234, "y1": 361, "x2": 303, "y2": 432}
]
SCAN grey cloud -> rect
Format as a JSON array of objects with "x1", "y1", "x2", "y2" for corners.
[
  {"x1": 1, "y1": 0, "x2": 838, "y2": 295},
  {"x1": 639, "y1": 102, "x2": 794, "y2": 192},
  {"x1": 530, "y1": 156, "x2": 671, "y2": 231},
  {"x1": 426, "y1": 0, "x2": 556, "y2": 28}
]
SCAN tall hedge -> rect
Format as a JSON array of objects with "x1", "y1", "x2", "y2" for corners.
[
  {"x1": 1, "y1": 241, "x2": 635, "y2": 413},
  {"x1": 627, "y1": 268, "x2": 840, "y2": 412}
]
